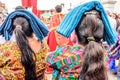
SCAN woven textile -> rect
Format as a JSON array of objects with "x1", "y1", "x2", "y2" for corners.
[
  {"x1": 57, "y1": 0, "x2": 117, "y2": 45},
  {"x1": 0, "y1": 10, "x2": 49, "y2": 41},
  {"x1": 46, "y1": 45, "x2": 84, "y2": 80}
]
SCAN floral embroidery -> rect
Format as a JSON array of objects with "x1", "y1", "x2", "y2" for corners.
[
  {"x1": 4, "y1": 51, "x2": 11, "y2": 58},
  {"x1": 0, "y1": 42, "x2": 48, "y2": 80}
]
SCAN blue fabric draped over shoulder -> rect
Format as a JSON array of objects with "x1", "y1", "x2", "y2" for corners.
[
  {"x1": 56, "y1": 0, "x2": 117, "y2": 45},
  {"x1": 0, "y1": 10, "x2": 49, "y2": 41}
]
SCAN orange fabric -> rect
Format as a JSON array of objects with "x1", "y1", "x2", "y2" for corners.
[
  {"x1": 47, "y1": 13, "x2": 73, "y2": 51},
  {"x1": 49, "y1": 13, "x2": 64, "y2": 29},
  {"x1": 55, "y1": 31, "x2": 71, "y2": 46},
  {"x1": 0, "y1": 41, "x2": 48, "y2": 80}
]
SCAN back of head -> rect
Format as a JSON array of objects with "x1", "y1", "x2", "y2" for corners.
[
  {"x1": 13, "y1": 16, "x2": 33, "y2": 37},
  {"x1": 75, "y1": 10, "x2": 104, "y2": 45},
  {"x1": 76, "y1": 10, "x2": 107, "y2": 80},
  {"x1": 13, "y1": 16, "x2": 37, "y2": 80},
  {"x1": 15, "y1": 6, "x2": 26, "y2": 10},
  {"x1": 55, "y1": 5, "x2": 62, "y2": 13}
]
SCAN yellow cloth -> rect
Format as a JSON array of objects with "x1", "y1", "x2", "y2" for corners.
[{"x1": 0, "y1": 41, "x2": 48, "y2": 80}]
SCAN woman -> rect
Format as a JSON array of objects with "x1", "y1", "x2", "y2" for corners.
[
  {"x1": 0, "y1": 10, "x2": 49, "y2": 80},
  {"x1": 46, "y1": 1, "x2": 117, "y2": 80},
  {"x1": 47, "y1": 5, "x2": 73, "y2": 52},
  {"x1": 77, "y1": 10, "x2": 107, "y2": 80}
]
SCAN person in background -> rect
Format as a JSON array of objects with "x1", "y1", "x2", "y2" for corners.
[
  {"x1": 15, "y1": 6, "x2": 26, "y2": 10},
  {"x1": 106, "y1": 9, "x2": 117, "y2": 30},
  {"x1": 111, "y1": 12, "x2": 118, "y2": 30},
  {"x1": 116, "y1": 13, "x2": 120, "y2": 32},
  {"x1": 0, "y1": 7, "x2": 7, "y2": 44},
  {"x1": 0, "y1": 1, "x2": 7, "y2": 26},
  {"x1": 111, "y1": 13, "x2": 117, "y2": 19},
  {"x1": 0, "y1": 12, "x2": 5, "y2": 26},
  {"x1": 107, "y1": 26, "x2": 120, "y2": 80},
  {"x1": 50, "y1": 9, "x2": 55, "y2": 17},
  {"x1": 47, "y1": 4, "x2": 73, "y2": 52},
  {"x1": 108, "y1": 13, "x2": 120, "y2": 74},
  {"x1": 0, "y1": 10, "x2": 49, "y2": 80},
  {"x1": 40, "y1": 10, "x2": 51, "y2": 26},
  {"x1": 49, "y1": 5, "x2": 64, "y2": 30}
]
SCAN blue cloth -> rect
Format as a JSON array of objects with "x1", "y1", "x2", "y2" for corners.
[
  {"x1": 0, "y1": 10, "x2": 49, "y2": 41},
  {"x1": 57, "y1": 0, "x2": 117, "y2": 45},
  {"x1": 109, "y1": 60, "x2": 118, "y2": 73}
]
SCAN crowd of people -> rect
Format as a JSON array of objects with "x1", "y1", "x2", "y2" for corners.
[{"x1": 0, "y1": 0, "x2": 120, "y2": 80}]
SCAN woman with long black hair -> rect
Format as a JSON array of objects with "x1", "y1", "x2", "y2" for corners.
[{"x1": 0, "y1": 10, "x2": 49, "y2": 80}]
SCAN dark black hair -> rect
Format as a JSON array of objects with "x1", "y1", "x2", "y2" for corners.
[
  {"x1": 15, "y1": 6, "x2": 26, "y2": 10},
  {"x1": 75, "y1": 10, "x2": 108, "y2": 80},
  {"x1": 13, "y1": 17, "x2": 37, "y2": 80},
  {"x1": 55, "y1": 5, "x2": 62, "y2": 13},
  {"x1": 75, "y1": 10, "x2": 104, "y2": 45}
]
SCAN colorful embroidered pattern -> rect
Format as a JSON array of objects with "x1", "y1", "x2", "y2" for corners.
[
  {"x1": 0, "y1": 41, "x2": 48, "y2": 80},
  {"x1": 46, "y1": 45, "x2": 84, "y2": 80},
  {"x1": 106, "y1": 38, "x2": 120, "y2": 61}
]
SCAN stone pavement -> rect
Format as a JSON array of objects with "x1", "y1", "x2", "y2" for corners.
[
  {"x1": 108, "y1": 70, "x2": 117, "y2": 80},
  {"x1": 45, "y1": 70, "x2": 117, "y2": 80}
]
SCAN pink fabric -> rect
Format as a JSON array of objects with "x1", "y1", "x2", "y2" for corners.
[{"x1": 70, "y1": 31, "x2": 78, "y2": 45}]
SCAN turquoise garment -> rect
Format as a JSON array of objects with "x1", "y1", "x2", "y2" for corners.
[
  {"x1": 57, "y1": 0, "x2": 117, "y2": 45},
  {"x1": 0, "y1": 10, "x2": 49, "y2": 41}
]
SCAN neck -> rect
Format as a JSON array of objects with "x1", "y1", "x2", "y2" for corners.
[{"x1": 27, "y1": 37, "x2": 36, "y2": 42}]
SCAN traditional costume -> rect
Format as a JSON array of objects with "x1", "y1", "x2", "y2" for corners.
[
  {"x1": 46, "y1": 1, "x2": 117, "y2": 80},
  {"x1": 0, "y1": 10, "x2": 49, "y2": 80},
  {"x1": 48, "y1": 13, "x2": 73, "y2": 52}
]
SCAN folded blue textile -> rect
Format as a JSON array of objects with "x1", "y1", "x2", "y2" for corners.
[
  {"x1": 0, "y1": 10, "x2": 49, "y2": 41},
  {"x1": 57, "y1": 0, "x2": 117, "y2": 45}
]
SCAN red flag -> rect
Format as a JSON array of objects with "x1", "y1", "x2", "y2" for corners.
[
  {"x1": 31, "y1": 0, "x2": 37, "y2": 7},
  {"x1": 21, "y1": 0, "x2": 38, "y2": 16},
  {"x1": 21, "y1": 0, "x2": 31, "y2": 7}
]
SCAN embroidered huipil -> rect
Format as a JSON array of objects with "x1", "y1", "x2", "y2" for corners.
[
  {"x1": 0, "y1": 42, "x2": 48, "y2": 80},
  {"x1": 46, "y1": 45, "x2": 84, "y2": 80}
]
